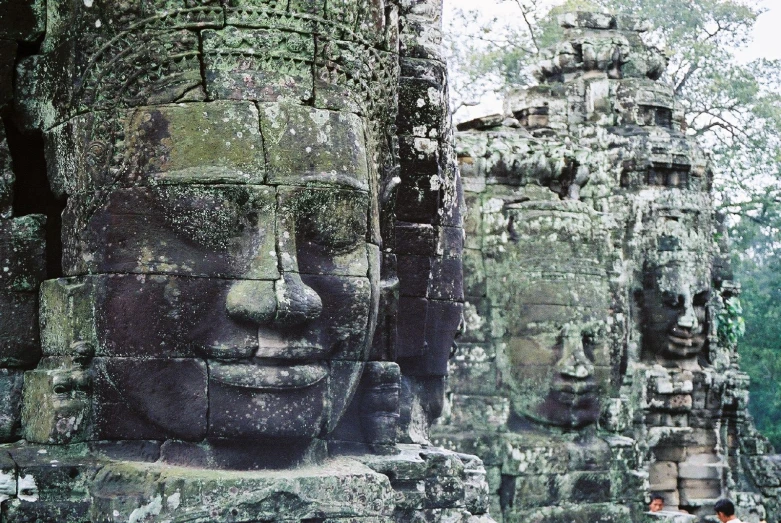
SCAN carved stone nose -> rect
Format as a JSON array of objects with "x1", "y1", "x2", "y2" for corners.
[
  {"x1": 226, "y1": 274, "x2": 322, "y2": 327},
  {"x1": 677, "y1": 295, "x2": 698, "y2": 329},
  {"x1": 226, "y1": 280, "x2": 277, "y2": 325},
  {"x1": 558, "y1": 332, "x2": 594, "y2": 379},
  {"x1": 273, "y1": 273, "x2": 322, "y2": 326}
]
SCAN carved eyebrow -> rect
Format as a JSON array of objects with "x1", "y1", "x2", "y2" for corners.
[{"x1": 298, "y1": 173, "x2": 369, "y2": 192}]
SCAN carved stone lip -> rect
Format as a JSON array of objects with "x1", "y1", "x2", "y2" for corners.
[
  {"x1": 551, "y1": 380, "x2": 595, "y2": 396},
  {"x1": 209, "y1": 360, "x2": 328, "y2": 390},
  {"x1": 255, "y1": 328, "x2": 329, "y2": 360},
  {"x1": 666, "y1": 333, "x2": 706, "y2": 354}
]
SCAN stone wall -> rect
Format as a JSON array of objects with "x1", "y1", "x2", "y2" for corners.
[
  {"x1": 0, "y1": 0, "x2": 47, "y2": 446},
  {"x1": 433, "y1": 11, "x2": 781, "y2": 523},
  {"x1": 0, "y1": 0, "x2": 492, "y2": 521}
]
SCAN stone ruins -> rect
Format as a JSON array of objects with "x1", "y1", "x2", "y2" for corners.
[
  {"x1": 434, "y1": 11, "x2": 781, "y2": 523},
  {"x1": 0, "y1": 2, "x2": 777, "y2": 522},
  {"x1": 0, "y1": 0, "x2": 493, "y2": 521}
]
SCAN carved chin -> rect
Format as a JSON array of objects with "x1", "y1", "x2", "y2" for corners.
[{"x1": 536, "y1": 391, "x2": 599, "y2": 428}]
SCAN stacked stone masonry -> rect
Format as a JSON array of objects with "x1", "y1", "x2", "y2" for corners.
[
  {"x1": 433, "y1": 11, "x2": 781, "y2": 523},
  {"x1": 0, "y1": 0, "x2": 491, "y2": 521}
]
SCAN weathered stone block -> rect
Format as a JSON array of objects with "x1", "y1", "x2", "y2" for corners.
[
  {"x1": 505, "y1": 502, "x2": 631, "y2": 523},
  {"x1": 396, "y1": 173, "x2": 442, "y2": 224},
  {"x1": 678, "y1": 453, "x2": 722, "y2": 480},
  {"x1": 649, "y1": 461, "x2": 678, "y2": 491},
  {"x1": 45, "y1": 103, "x2": 265, "y2": 196},
  {"x1": 19, "y1": 28, "x2": 205, "y2": 130},
  {"x1": 0, "y1": 291, "x2": 40, "y2": 368},
  {"x1": 0, "y1": 369, "x2": 23, "y2": 442},
  {"x1": 504, "y1": 474, "x2": 557, "y2": 510},
  {"x1": 448, "y1": 394, "x2": 510, "y2": 432},
  {"x1": 125, "y1": 102, "x2": 265, "y2": 184},
  {"x1": 208, "y1": 359, "x2": 328, "y2": 440},
  {"x1": 448, "y1": 357, "x2": 498, "y2": 396},
  {"x1": 416, "y1": 300, "x2": 462, "y2": 377},
  {"x1": 0, "y1": 215, "x2": 46, "y2": 291},
  {"x1": 398, "y1": 75, "x2": 446, "y2": 138},
  {"x1": 652, "y1": 445, "x2": 686, "y2": 463},
  {"x1": 399, "y1": 135, "x2": 440, "y2": 174},
  {"x1": 22, "y1": 364, "x2": 91, "y2": 444},
  {"x1": 501, "y1": 438, "x2": 569, "y2": 476},
  {"x1": 431, "y1": 431, "x2": 506, "y2": 467},
  {"x1": 260, "y1": 103, "x2": 369, "y2": 186},
  {"x1": 397, "y1": 254, "x2": 432, "y2": 297},
  {"x1": 556, "y1": 471, "x2": 612, "y2": 503},
  {"x1": 41, "y1": 275, "x2": 253, "y2": 359},
  {"x1": 8, "y1": 444, "x2": 99, "y2": 503},
  {"x1": 203, "y1": 27, "x2": 314, "y2": 104},
  {"x1": 395, "y1": 222, "x2": 439, "y2": 256},
  {"x1": 678, "y1": 478, "x2": 721, "y2": 503},
  {"x1": 63, "y1": 185, "x2": 278, "y2": 278},
  {"x1": 429, "y1": 257, "x2": 464, "y2": 301},
  {"x1": 0, "y1": 450, "x2": 15, "y2": 503},
  {"x1": 2, "y1": 499, "x2": 93, "y2": 522},
  {"x1": 276, "y1": 186, "x2": 373, "y2": 277},
  {"x1": 92, "y1": 357, "x2": 208, "y2": 441}
]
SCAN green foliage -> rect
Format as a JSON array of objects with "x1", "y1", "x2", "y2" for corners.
[
  {"x1": 731, "y1": 214, "x2": 781, "y2": 449},
  {"x1": 718, "y1": 296, "x2": 746, "y2": 349}
]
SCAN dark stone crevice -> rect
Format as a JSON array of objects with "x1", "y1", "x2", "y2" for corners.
[{"x1": 3, "y1": 109, "x2": 64, "y2": 279}]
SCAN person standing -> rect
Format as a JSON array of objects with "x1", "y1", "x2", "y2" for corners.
[{"x1": 715, "y1": 499, "x2": 742, "y2": 523}]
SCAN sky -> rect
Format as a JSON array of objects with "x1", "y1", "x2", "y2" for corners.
[
  {"x1": 742, "y1": 0, "x2": 781, "y2": 61},
  {"x1": 444, "y1": 0, "x2": 781, "y2": 120}
]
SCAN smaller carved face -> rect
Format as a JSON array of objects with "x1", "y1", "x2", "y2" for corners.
[
  {"x1": 504, "y1": 311, "x2": 611, "y2": 429},
  {"x1": 642, "y1": 262, "x2": 710, "y2": 361}
]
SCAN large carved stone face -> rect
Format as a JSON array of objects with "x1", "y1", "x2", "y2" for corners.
[
  {"x1": 26, "y1": 1, "x2": 399, "y2": 454},
  {"x1": 642, "y1": 262, "x2": 709, "y2": 361},
  {"x1": 49, "y1": 102, "x2": 381, "y2": 447}
]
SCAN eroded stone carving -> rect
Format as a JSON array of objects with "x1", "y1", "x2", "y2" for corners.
[
  {"x1": 435, "y1": 11, "x2": 780, "y2": 523},
  {"x1": 0, "y1": 0, "x2": 490, "y2": 521}
]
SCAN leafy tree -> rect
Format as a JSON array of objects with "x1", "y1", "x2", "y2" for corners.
[{"x1": 444, "y1": 0, "x2": 781, "y2": 447}]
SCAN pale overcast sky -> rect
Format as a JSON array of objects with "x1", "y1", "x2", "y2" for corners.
[
  {"x1": 444, "y1": 0, "x2": 780, "y2": 61},
  {"x1": 443, "y1": 0, "x2": 780, "y2": 120},
  {"x1": 742, "y1": 0, "x2": 781, "y2": 61}
]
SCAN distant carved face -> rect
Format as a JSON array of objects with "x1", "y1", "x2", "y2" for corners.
[
  {"x1": 487, "y1": 264, "x2": 612, "y2": 429},
  {"x1": 483, "y1": 202, "x2": 614, "y2": 429},
  {"x1": 503, "y1": 303, "x2": 611, "y2": 429},
  {"x1": 642, "y1": 262, "x2": 709, "y2": 361}
]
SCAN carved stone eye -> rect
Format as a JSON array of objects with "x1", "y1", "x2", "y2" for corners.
[
  {"x1": 53, "y1": 383, "x2": 70, "y2": 395},
  {"x1": 295, "y1": 190, "x2": 367, "y2": 253}
]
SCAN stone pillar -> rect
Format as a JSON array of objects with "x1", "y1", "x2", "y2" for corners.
[{"x1": 0, "y1": 0, "x2": 47, "y2": 446}]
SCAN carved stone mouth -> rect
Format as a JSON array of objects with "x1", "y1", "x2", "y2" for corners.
[
  {"x1": 209, "y1": 360, "x2": 328, "y2": 390},
  {"x1": 665, "y1": 333, "x2": 706, "y2": 357},
  {"x1": 255, "y1": 328, "x2": 329, "y2": 360},
  {"x1": 551, "y1": 380, "x2": 595, "y2": 396},
  {"x1": 667, "y1": 333, "x2": 705, "y2": 348}
]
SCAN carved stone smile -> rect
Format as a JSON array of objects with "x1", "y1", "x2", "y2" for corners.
[{"x1": 209, "y1": 360, "x2": 328, "y2": 390}]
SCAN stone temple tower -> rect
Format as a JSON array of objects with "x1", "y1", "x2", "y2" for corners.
[
  {"x1": 434, "y1": 11, "x2": 781, "y2": 523},
  {"x1": 0, "y1": 1, "x2": 494, "y2": 521}
]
